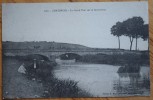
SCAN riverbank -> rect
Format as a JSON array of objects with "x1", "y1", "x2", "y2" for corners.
[
  {"x1": 78, "y1": 51, "x2": 149, "y2": 66},
  {"x1": 3, "y1": 57, "x2": 91, "y2": 98},
  {"x1": 3, "y1": 55, "x2": 150, "y2": 98},
  {"x1": 3, "y1": 57, "x2": 44, "y2": 98}
]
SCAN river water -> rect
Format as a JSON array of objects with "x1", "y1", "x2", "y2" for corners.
[{"x1": 53, "y1": 63, "x2": 150, "y2": 97}]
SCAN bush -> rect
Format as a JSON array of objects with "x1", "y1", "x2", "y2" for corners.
[
  {"x1": 79, "y1": 52, "x2": 149, "y2": 66},
  {"x1": 43, "y1": 78, "x2": 90, "y2": 97},
  {"x1": 25, "y1": 60, "x2": 56, "y2": 81}
]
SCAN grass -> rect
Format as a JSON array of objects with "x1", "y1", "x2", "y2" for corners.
[
  {"x1": 3, "y1": 57, "x2": 44, "y2": 99},
  {"x1": 79, "y1": 51, "x2": 149, "y2": 66},
  {"x1": 42, "y1": 78, "x2": 90, "y2": 97}
]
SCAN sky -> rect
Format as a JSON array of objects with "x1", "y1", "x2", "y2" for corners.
[{"x1": 2, "y1": 1, "x2": 149, "y2": 50}]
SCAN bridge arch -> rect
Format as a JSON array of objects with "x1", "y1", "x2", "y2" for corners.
[
  {"x1": 24, "y1": 54, "x2": 50, "y2": 61},
  {"x1": 59, "y1": 53, "x2": 82, "y2": 61}
]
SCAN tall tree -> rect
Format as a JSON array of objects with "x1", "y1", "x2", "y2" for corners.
[
  {"x1": 111, "y1": 17, "x2": 146, "y2": 51},
  {"x1": 111, "y1": 22, "x2": 124, "y2": 49},
  {"x1": 141, "y1": 24, "x2": 149, "y2": 50},
  {"x1": 123, "y1": 19, "x2": 135, "y2": 51},
  {"x1": 132, "y1": 17, "x2": 144, "y2": 50},
  {"x1": 123, "y1": 17, "x2": 144, "y2": 51}
]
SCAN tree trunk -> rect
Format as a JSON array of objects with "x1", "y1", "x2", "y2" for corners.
[
  {"x1": 130, "y1": 41, "x2": 132, "y2": 51},
  {"x1": 130, "y1": 37, "x2": 134, "y2": 51},
  {"x1": 118, "y1": 36, "x2": 120, "y2": 49},
  {"x1": 135, "y1": 36, "x2": 138, "y2": 51}
]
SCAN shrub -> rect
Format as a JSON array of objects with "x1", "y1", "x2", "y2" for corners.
[{"x1": 43, "y1": 78, "x2": 90, "y2": 97}]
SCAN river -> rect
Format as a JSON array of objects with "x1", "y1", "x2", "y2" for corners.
[{"x1": 53, "y1": 63, "x2": 150, "y2": 97}]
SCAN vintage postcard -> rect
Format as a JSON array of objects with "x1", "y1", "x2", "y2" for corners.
[{"x1": 2, "y1": 1, "x2": 150, "y2": 98}]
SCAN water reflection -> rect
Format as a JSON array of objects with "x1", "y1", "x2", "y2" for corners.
[
  {"x1": 54, "y1": 63, "x2": 150, "y2": 96},
  {"x1": 113, "y1": 64, "x2": 150, "y2": 96}
]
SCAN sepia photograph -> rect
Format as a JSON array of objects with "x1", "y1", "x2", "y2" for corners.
[{"x1": 2, "y1": 1, "x2": 150, "y2": 98}]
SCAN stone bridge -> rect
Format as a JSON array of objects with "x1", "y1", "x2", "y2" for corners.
[
  {"x1": 3, "y1": 49, "x2": 139, "y2": 59},
  {"x1": 38, "y1": 50, "x2": 116, "y2": 57}
]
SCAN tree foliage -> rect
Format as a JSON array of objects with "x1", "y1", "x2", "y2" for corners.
[
  {"x1": 123, "y1": 17, "x2": 144, "y2": 50},
  {"x1": 141, "y1": 24, "x2": 149, "y2": 50},
  {"x1": 111, "y1": 16, "x2": 148, "y2": 51},
  {"x1": 141, "y1": 24, "x2": 149, "y2": 41},
  {"x1": 111, "y1": 22, "x2": 125, "y2": 49}
]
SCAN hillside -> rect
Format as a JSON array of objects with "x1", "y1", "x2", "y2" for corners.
[{"x1": 2, "y1": 41, "x2": 91, "y2": 51}]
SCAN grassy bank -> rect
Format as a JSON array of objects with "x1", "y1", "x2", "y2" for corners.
[
  {"x1": 42, "y1": 78, "x2": 90, "y2": 97},
  {"x1": 22, "y1": 55, "x2": 90, "y2": 97},
  {"x1": 79, "y1": 52, "x2": 149, "y2": 66},
  {"x1": 3, "y1": 56, "x2": 90, "y2": 98},
  {"x1": 3, "y1": 57, "x2": 44, "y2": 98}
]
